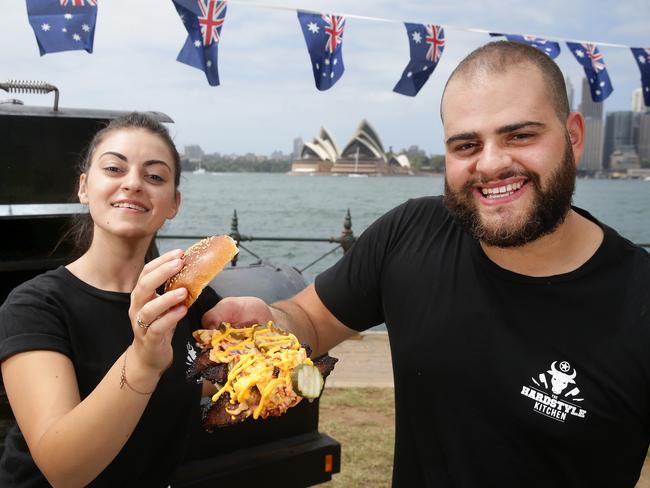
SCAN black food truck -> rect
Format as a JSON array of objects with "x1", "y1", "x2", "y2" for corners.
[{"x1": 0, "y1": 81, "x2": 340, "y2": 487}]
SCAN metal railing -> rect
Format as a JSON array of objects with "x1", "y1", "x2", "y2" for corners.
[{"x1": 157, "y1": 209, "x2": 357, "y2": 273}]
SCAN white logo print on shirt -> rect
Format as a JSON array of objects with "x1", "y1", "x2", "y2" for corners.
[
  {"x1": 520, "y1": 360, "x2": 587, "y2": 422},
  {"x1": 185, "y1": 341, "x2": 197, "y2": 368}
]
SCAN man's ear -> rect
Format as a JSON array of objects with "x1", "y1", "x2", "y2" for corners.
[
  {"x1": 566, "y1": 111, "x2": 585, "y2": 166},
  {"x1": 78, "y1": 173, "x2": 88, "y2": 204}
]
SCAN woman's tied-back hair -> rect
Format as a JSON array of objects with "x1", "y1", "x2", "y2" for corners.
[
  {"x1": 442, "y1": 40, "x2": 570, "y2": 122},
  {"x1": 68, "y1": 112, "x2": 181, "y2": 261}
]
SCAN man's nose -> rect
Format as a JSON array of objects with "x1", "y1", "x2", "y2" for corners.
[{"x1": 475, "y1": 142, "x2": 512, "y2": 179}]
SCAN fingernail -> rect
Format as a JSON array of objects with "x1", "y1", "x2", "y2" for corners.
[{"x1": 175, "y1": 288, "x2": 186, "y2": 297}]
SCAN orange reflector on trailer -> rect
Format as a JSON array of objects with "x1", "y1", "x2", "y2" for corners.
[{"x1": 324, "y1": 454, "x2": 333, "y2": 473}]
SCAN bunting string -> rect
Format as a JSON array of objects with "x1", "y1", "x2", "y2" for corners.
[{"x1": 226, "y1": 0, "x2": 633, "y2": 49}]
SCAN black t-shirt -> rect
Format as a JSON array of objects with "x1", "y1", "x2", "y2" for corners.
[
  {"x1": 0, "y1": 266, "x2": 219, "y2": 487},
  {"x1": 316, "y1": 196, "x2": 650, "y2": 487}
]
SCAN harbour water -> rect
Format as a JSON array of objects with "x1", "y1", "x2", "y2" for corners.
[{"x1": 158, "y1": 173, "x2": 650, "y2": 283}]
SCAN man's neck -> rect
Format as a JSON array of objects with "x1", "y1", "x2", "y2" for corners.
[{"x1": 479, "y1": 210, "x2": 604, "y2": 277}]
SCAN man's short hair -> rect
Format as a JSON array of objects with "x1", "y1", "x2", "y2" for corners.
[{"x1": 442, "y1": 41, "x2": 570, "y2": 122}]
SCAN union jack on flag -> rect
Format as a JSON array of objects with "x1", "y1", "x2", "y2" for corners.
[
  {"x1": 297, "y1": 11, "x2": 346, "y2": 91},
  {"x1": 26, "y1": 0, "x2": 98, "y2": 55},
  {"x1": 59, "y1": 0, "x2": 96, "y2": 6},
  {"x1": 172, "y1": 0, "x2": 228, "y2": 86},
  {"x1": 198, "y1": 0, "x2": 226, "y2": 46},
  {"x1": 631, "y1": 47, "x2": 650, "y2": 107},
  {"x1": 567, "y1": 42, "x2": 613, "y2": 102},
  {"x1": 489, "y1": 32, "x2": 560, "y2": 59},
  {"x1": 394, "y1": 23, "x2": 446, "y2": 97}
]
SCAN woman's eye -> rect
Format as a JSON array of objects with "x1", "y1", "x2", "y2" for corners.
[
  {"x1": 103, "y1": 166, "x2": 122, "y2": 173},
  {"x1": 146, "y1": 174, "x2": 166, "y2": 183}
]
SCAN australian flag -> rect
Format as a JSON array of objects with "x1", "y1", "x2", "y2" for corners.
[
  {"x1": 489, "y1": 33, "x2": 560, "y2": 59},
  {"x1": 631, "y1": 47, "x2": 650, "y2": 107},
  {"x1": 26, "y1": 0, "x2": 98, "y2": 56},
  {"x1": 393, "y1": 23, "x2": 445, "y2": 97},
  {"x1": 173, "y1": 0, "x2": 227, "y2": 86},
  {"x1": 567, "y1": 42, "x2": 613, "y2": 102},
  {"x1": 297, "y1": 11, "x2": 346, "y2": 91}
]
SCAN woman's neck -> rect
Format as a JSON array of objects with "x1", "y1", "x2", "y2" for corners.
[{"x1": 66, "y1": 232, "x2": 152, "y2": 292}]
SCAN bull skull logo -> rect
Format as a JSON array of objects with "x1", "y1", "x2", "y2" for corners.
[{"x1": 547, "y1": 361, "x2": 577, "y2": 395}]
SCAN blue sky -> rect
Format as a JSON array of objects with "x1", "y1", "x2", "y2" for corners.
[{"x1": 3, "y1": 0, "x2": 649, "y2": 156}]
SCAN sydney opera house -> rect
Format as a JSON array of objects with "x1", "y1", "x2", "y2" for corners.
[{"x1": 290, "y1": 120, "x2": 411, "y2": 176}]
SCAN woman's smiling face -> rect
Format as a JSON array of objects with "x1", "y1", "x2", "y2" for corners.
[{"x1": 78, "y1": 127, "x2": 181, "y2": 242}]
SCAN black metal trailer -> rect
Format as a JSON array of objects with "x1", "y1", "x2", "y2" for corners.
[{"x1": 0, "y1": 83, "x2": 340, "y2": 486}]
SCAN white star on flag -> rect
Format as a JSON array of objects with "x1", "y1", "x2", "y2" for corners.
[
  {"x1": 411, "y1": 31, "x2": 422, "y2": 44},
  {"x1": 82, "y1": 24, "x2": 90, "y2": 32},
  {"x1": 307, "y1": 22, "x2": 319, "y2": 34},
  {"x1": 64, "y1": 13, "x2": 72, "y2": 20},
  {"x1": 639, "y1": 55, "x2": 646, "y2": 64},
  {"x1": 206, "y1": 60, "x2": 212, "y2": 67},
  {"x1": 62, "y1": 27, "x2": 67, "y2": 32},
  {"x1": 73, "y1": 33, "x2": 81, "y2": 41},
  {"x1": 575, "y1": 50, "x2": 584, "y2": 57},
  {"x1": 41, "y1": 23, "x2": 50, "y2": 31},
  {"x1": 194, "y1": 40, "x2": 201, "y2": 47}
]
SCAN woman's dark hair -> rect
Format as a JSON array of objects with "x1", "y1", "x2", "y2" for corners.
[{"x1": 67, "y1": 112, "x2": 181, "y2": 262}]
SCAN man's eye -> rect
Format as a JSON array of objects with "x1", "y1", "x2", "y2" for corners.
[
  {"x1": 454, "y1": 142, "x2": 478, "y2": 153},
  {"x1": 512, "y1": 133, "x2": 533, "y2": 141}
]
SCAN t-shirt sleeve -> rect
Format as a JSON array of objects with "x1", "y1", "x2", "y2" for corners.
[
  {"x1": 315, "y1": 201, "x2": 409, "y2": 331},
  {"x1": 0, "y1": 282, "x2": 72, "y2": 363}
]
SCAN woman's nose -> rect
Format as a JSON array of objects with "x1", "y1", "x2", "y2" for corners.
[{"x1": 120, "y1": 171, "x2": 143, "y2": 192}]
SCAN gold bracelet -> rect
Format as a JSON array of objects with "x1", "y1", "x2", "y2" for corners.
[{"x1": 120, "y1": 348, "x2": 156, "y2": 395}]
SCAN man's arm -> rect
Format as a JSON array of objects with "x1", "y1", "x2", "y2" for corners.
[
  {"x1": 202, "y1": 284, "x2": 357, "y2": 357},
  {"x1": 271, "y1": 284, "x2": 357, "y2": 357}
]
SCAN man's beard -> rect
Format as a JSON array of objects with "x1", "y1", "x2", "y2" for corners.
[{"x1": 443, "y1": 139, "x2": 576, "y2": 248}]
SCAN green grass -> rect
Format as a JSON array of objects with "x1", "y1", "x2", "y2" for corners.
[{"x1": 317, "y1": 387, "x2": 395, "y2": 487}]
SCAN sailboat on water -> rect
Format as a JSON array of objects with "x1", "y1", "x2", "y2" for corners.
[{"x1": 193, "y1": 160, "x2": 206, "y2": 175}]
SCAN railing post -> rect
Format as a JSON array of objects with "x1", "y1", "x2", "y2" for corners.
[
  {"x1": 340, "y1": 209, "x2": 355, "y2": 254},
  {"x1": 229, "y1": 210, "x2": 240, "y2": 266}
]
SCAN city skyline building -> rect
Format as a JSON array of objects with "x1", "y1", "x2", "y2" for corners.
[
  {"x1": 632, "y1": 88, "x2": 646, "y2": 113},
  {"x1": 603, "y1": 111, "x2": 637, "y2": 169},
  {"x1": 579, "y1": 77, "x2": 604, "y2": 172}
]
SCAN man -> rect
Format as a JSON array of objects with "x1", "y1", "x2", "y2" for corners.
[{"x1": 206, "y1": 41, "x2": 650, "y2": 486}]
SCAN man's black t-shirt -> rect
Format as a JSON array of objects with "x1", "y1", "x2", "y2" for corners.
[
  {"x1": 0, "y1": 266, "x2": 219, "y2": 487},
  {"x1": 316, "y1": 196, "x2": 650, "y2": 487}
]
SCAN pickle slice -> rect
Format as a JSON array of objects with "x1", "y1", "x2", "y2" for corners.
[{"x1": 291, "y1": 364, "x2": 324, "y2": 399}]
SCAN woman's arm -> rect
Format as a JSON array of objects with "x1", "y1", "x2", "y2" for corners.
[{"x1": 1, "y1": 249, "x2": 188, "y2": 488}]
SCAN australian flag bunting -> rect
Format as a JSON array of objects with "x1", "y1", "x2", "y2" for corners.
[
  {"x1": 173, "y1": 0, "x2": 227, "y2": 86},
  {"x1": 567, "y1": 42, "x2": 613, "y2": 102},
  {"x1": 631, "y1": 47, "x2": 650, "y2": 107},
  {"x1": 489, "y1": 33, "x2": 560, "y2": 59},
  {"x1": 297, "y1": 12, "x2": 346, "y2": 91},
  {"x1": 393, "y1": 23, "x2": 445, "y2": 97},
  {"x1": 25, "y1": 0, "x2": 98, "y2": 56}
]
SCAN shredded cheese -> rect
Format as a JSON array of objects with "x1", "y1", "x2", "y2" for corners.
[{"x1": 204, "y1": 322, "x2": 309, "y2": 420}]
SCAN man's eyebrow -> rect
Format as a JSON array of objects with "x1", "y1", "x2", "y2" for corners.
[
  {"x1": 496, "y1": 121, "x2": 546, "y2": 134},
  {"x1": 445, "y1": 132, "x2": 479, "y2": 145}
]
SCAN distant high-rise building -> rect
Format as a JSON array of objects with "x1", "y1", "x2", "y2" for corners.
[
  {"x1": 603, "y1": 111, "x2": 637, "y2": 169},
  {"x1": 292, "y1": 137, "x2": 304, "y2": 160},
  {"x1": 632, "y1": 88, "x2": 646, "y2": 113},
  {"x1": 637, "y1": 113, "x2": 650, "y2": 163},
  {"x1": 579, "y1": 77, "x2": 603, "y2": 119},
  {"x1": 565, "y1": 76, "x2": 574, "y2": 111},
  {"x1": 579, "y1": 77, "x2": 604, "y2": 172}
]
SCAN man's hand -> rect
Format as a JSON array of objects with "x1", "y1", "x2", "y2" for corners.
[{"x1": 202, "y1": 296, "x2": 274, "y2": 329}]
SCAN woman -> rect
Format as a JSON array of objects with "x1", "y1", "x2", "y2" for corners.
[{"x1": 0, "y1": 113, "x2": 219, "y2": 487}]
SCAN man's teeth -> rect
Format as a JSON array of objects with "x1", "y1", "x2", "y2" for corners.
[
  {"x1": 112, "y1": 202, "x2": 146, "y2": 211},
  {"x1": 480, "y1": 181, "x2": 523, "y2": 198}
]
